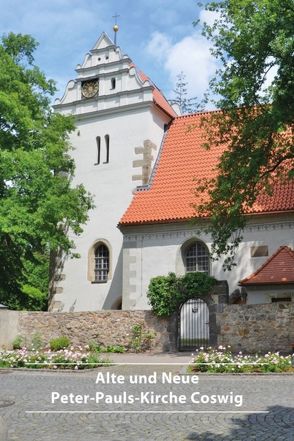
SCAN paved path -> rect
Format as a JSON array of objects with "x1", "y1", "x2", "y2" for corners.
[
  {"x1": 105, "y1": 351, "x2": 194, "y2": 364},
  {"x1": 0, "y1": 366, "x2": 293, "y2": 440}
]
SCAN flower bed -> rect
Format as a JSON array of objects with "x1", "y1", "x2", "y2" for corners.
[
  {"x1": 0, "y1": 347, "x2": 110, "y2": 370},
  {"x1": 190, "y1": 346, "x2": 293, "y2": 373}
]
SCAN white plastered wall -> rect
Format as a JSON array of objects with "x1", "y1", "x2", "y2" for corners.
[
  {"x1": 50, "y1": 33, "x2": 173, "y2": 311},
  {"x1": 51, "y1": 105, "x2": 170, "y2": 312},
  {"x1": 121, "y1": 214, "x2": 294, "y2": 309}
]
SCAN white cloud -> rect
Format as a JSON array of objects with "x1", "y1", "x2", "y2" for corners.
[
  {"x1": 146, "y1": 31, "x2": 171, "y2": 62},
  {"x1": 146, "y1": 31, "x2": 218, "y2": 102},
  {"x1": 199, "y1": 10, "x2": 221, "y2": 27}
]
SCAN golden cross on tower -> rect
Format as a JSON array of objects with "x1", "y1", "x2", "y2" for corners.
[{"x1": 112, "y1": 13, "x2": 120, "y2": 45}]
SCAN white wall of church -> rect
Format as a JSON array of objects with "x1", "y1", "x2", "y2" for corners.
[
  {"x1": 121, "y1": 215, "x2": 294, "y2": 309},
  {"x1": 50, "y1": 32, "x2": 173, "y2": 312},
  {"x1": 51, "y1": 106, "x2": 170, "y2": 312}
]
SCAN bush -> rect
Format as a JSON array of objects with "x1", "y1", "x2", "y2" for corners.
[
  {"x1": 12, "y1": 336, "x2": 24, "y2": 350},
  {"x1": 87, "y1": 341, "x2": 126, "y2": 353},
  {"x1": 88, "y1": 340, "x2": 101, "y2": 352},
  {"x1": 105, "y1": 345, "x2": 125, "y2": 353},
  {"x1": 49, "y1": 336, "x2": 71, "y2": 351},
  {"x1": 31, "y1": 333, "x2": 44, "y2": 351},
  {"x1": 130, "y1": 324, "x2": 156, "y2": 352},
  {"x1": 190, "y1": 347, "x2": 293, "y2": 373},
  {"x1": 147, "y1": 272, "x2": 216, "y2": 316},
  {"x1": 0, "y1": 347, "x2": 109, "y2": 370}
]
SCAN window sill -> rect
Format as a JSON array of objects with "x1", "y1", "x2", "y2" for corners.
[{"x1": 91, "y1": 281, "x2": 108, "y2": 284}]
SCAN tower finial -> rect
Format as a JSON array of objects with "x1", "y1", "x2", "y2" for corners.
[{"x1": 112, "y1": 13, "x2": 120, "y2": 46}]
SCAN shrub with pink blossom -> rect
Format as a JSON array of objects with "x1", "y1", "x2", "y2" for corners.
[
  {"x1": 191, "y1": 346, "x2": 293, "y2": 373},
  {"x1": 0, "y1": 347, "x2": 109, "y2": 370}
]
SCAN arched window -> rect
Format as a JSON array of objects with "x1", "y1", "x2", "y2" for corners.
[
  {"x1": 104, "y1": 134, "x2": 110, "y2": 163},
  {"x1": 185, "y1": 241, "x2": 209, "y2": 274},
  {"x1": 94, "y1": 243, "x2": 109, "y2": 282}
]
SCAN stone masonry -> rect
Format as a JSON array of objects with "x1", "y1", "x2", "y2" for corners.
[
  {"x1": 217, "y1": 302, "x2": 294, "y2": 353},
  {"x1": 0, "y1": 310, "x2": 177, "y2": 352},
  {"x1": 1, "y1": 302, "x2": 294, "y2": 354}
]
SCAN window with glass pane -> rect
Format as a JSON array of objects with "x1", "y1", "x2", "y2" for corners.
[
  {"x1": 94, "y1": 244, "x2": 109, "y2": 282},
  {"x1": 185, "y1": 242, "x2": 209, "y2": 273}
]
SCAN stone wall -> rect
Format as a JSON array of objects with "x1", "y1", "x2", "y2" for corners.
[
  {"x1": 217, "y1": 303, "x2": 294, "y2": 353},
  {"x1": 0, "y1": 311, "x2": 19, "y2": 348},
  {"x1": 0, "y1": 310, "x2": 177, "y2": 352},
  {"x1": 1, "y1": 303, "x2": 293, "y2": 354}
]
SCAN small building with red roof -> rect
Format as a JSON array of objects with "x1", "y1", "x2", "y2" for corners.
[{"x1": 239, "y1": 246, "x2": 294, "y2": 304}]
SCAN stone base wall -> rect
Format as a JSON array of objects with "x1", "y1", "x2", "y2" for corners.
[
  {"x1": 1, "y1": 303, "x2": 293, "y2": 354},
  {"x1": 217, "y1": 303, "x2": 294, "y2": 354},
  {"x1": 0, "y1": 310, "x2": 177, "y2": 352}
]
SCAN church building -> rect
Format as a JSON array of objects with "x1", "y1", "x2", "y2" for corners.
[{"x1": 49, "y1": 32, "x2": 294, "y2": 312}]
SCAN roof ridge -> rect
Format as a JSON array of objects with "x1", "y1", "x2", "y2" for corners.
[{"x1": 174, "y1": 109, "x2": 221, "y2": 119}]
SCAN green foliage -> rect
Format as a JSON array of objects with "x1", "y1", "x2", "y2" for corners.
[
  {"x1": 130, "y1": 323, "x2": 156, "y2": 352},
  {"x1": 0, "y1": 347, "x2": 109, "y2": 369},
  {"x1": 195, "y1": 1, "x2": 294, "y2": 269},
  {"x1": 20, "y1": 252, "x2": 49, "y2": 311},
  {"x1": 170, "y1": 72, "x2": 201, "y2": 114},
  {"x1": 49, "y1": 336, "x2": 71, "y2": 351},
  {"x1": 147, "y1": 273, "x2": 178, "y2": 317},
  {"x1": 147, "y1": 272, "x2": 216, "y2": 316},
  {"x1": 87, "y1": 340, "x2": 126, "y2": 353},
  {"x1": 0, "y1": 33, "x2": 93, "y2": 309},
  {"x1": 88, "y1": 340, "x2": 101, "y2": 352},
  {"x1": 190, "y1": 347, "x2": 293, "y2": 373},
  {"x1": 105, "y1": 345, "x2": 126, "y2": 353},
  {"x1": 12, "y1": 335, "x2": 24, "y2": 350},
  {"x1": 30, "y1": 333, "x2": 44, "y2": 351}
]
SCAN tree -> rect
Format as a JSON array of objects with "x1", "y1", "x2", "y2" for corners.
[
  {"x1": 195, "y1": 0, "x2": 294, "y2": 268},
  {"x1": 170, "y1": 72, "x2": 200, "y2": 114},
  {"x1": 0, "y1": 33, "x2": 93, "y2": 309}
]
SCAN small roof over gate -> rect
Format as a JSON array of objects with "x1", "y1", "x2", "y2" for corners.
[{"x1": 240, "y1": 246, "x2": 294, "y2": 286}]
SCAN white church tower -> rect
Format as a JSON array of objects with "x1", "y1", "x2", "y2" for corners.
[{"x1": 49, "y1": 31, "x2": 176, "y2": 312}]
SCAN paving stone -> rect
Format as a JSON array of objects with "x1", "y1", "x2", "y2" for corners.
[{"x1": 0, "y1": 369, "x2": 293, "y2": 440}]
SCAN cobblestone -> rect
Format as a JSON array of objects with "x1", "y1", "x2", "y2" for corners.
[{"x1": 0, "y1": 368, "x2": 293, "y2": 440}]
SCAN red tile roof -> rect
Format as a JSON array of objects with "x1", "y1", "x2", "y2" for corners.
[
  {"x1": 120, "y1": 112, "x2": 294, "y2": 226},
  {"x1": 152, "y1": 86, "x2": 178, "y2": 118},
  {"x1": 240, "y1": 246, "x2": 294, "y2": 285},
  {"x1": 134, "y1": 66, "x2": 177, "y2": 118}
]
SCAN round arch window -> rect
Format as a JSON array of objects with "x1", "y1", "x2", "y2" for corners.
[
  {"x1": 185, "y1": 241, "x2": 209, "y2": 274},
  {"x1": 94, "y1": 243, "x2": 109, "y2": 282}
]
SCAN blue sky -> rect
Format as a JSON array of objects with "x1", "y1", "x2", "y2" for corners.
[{"x1": 0, "y1": 0, "x2": 219, "y2": 104}]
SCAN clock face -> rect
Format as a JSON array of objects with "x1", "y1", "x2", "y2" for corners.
[{"x1": 81, "y1": 79, "x2": 99, "y2": 98}]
